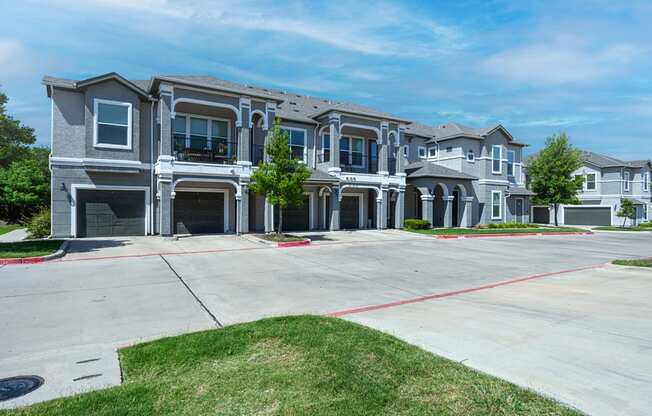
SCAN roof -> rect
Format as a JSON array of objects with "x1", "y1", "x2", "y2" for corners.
[
  {"x1": 405, "y1": 122, "x2": 526, "y2": 147},
  {"x1": 405, "y1": 161, "x2": 478, "y2": 180},
  {"x1": 581, "y1": 151, "x2": 651, "y2": 169},
  {"x1": 307, "y1": 169, "x2": 338, "y2": 182},
  {"x1": 507, "y1": 186, "x2": 535, "y2": 196},
  {"x1": 43, "y1": 72, "x2": 150, "y2": 98}
]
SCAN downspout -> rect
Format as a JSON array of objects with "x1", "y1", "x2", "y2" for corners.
[{"x1": 49, "y1": 86, "x2": 54, "y2": 238}]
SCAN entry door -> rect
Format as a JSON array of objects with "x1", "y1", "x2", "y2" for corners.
[
  {"x1": 515, "y1": 198, "x2": 524, "y2": 223},
  {"x1": 452, "y1": 190, "x2": 460, "y2": 227}
]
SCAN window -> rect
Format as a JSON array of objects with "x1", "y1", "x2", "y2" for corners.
[
  {"x1": 94, "y1": 99, "x2": 131, "y2": 149},
  {"x1": 491, "y1": 190, "x2": 502, "y2": 219},
  {"x1": 492, "y1": 145, "x2": 502, "y2": 174},
  {"x1": 402, "y1": 146, "x2": 408, "y2": 158},
  {"x1": 281, "y1": 127, "x2": 306, "y2": 161},
  {"x1": 321, "y1": 134, "x2": 330, "y2": 162},
  {"x1": 173, "y1": 115, "x2": 186, "y2": 152},
  {"x1": 507, "y1": 150, "x2": 515, "y2": 176},
  {"x1": 585, "y1": 173, "x2": 596, "y2": 191},
  {"x1": 644, "y1": 172, "x2": 649, "y2": 191},
  {"x1": 339, "y1": 136, "x2": 364, "y2": 167},
  {"x1": 624, "y1": 171, "x2": 630, "y2": 191},
  {"x1": 418, "y1": 146, "x2": 427, "y2": 159},
  {"x1": 428, "y1": 147, "x2": 437, "y2": 158},
  {"x1": 467, "y1": 149, "x2": 475, "y2": 162},
  {"x1": 211, "y1": 120, "x2": 229, "y2": 156},
  {"x1": 189, "y1": 117, "x2": 208, "y2": 150}
]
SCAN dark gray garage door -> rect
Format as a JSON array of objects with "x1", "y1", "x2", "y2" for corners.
[
  {"x1": 77, "y1": 190, "x2": 145, "y2": 237},
  {"x1": 564, "y1": 206, "x2": 611, "y2": 226},
  {"x1": 174, "y1": 192, "x2": 224, "y2": 234},
  {"x1": 532, "y1": 206, "x2": 550, "y2": 224},
  {"x1": 341, "y1": 195, "x2": 360, "y2": 229},
  {"x1": 275, "y1": 196, "x2": 310, "y2": 232}
]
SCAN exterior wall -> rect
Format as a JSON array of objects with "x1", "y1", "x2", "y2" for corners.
[
  {"x1": 52, "y1": 89, "x2": 86, "y2": 158},
  {"x1": 474, "y1": 183, "x2": 508, "y2": 225}
]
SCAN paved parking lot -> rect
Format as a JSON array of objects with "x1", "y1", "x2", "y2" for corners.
[{"x1": 1, "y1": 230, "x2": 651, "y2": 414}]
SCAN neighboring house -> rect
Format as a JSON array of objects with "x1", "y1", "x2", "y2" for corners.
[
  {"x1": 43, "y1": 72, "x2": 533, "y2": 238},
  {"x1": 533, "y1": 151, "x2": 652, "y2": 226}
]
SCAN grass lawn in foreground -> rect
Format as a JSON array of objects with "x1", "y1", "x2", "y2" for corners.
[
  {"x1": 0, "y1": 224, "x2": 21, "y2": 236},
  {"x1": 0, "y1": 240, "x2": 63, "y2": 258},
  {"x1": 593, "y1": 226, "x2": 652, "y2": 232},
  {"x1": 612, "y1": 258, "x2": 652, "y2": 267},
  {"x1": 1, "y1": 316, "x2": 580, "y2": 416},
  {"x1": 406, "y1": 227, "x2": 586, "y2": 235}
]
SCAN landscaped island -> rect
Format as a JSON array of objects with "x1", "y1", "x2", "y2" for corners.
[
  {"x1": 402, "y1": 220, "x2": 587, "y2": 236},
  {"x1": 1, "y1": 316, "x2": 580, "y2": 415}
]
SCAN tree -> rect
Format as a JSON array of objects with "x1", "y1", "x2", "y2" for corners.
[
  {"x1": 249, "y1": 118, "x2": 311, "y2": 235},
  {"x1": 617, "y1": 199, "x2": 636, "y2": 228},
  {"x1": 527, "y1": 133, "x2": 584, "y2": 226},
  {"x1": 0, "y1": 90, "x2": 37, "y2": 168},
  {"x1": 0, "y1": 153, "x2": 50, "y2": 222}
]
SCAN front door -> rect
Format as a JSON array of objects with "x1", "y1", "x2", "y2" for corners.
[
  {"x1": 515, "y1": 198, "x2": 524, "y2": 223},
  {"x1": 452, "y1": 190, "x2": 460, "y2": 227}
]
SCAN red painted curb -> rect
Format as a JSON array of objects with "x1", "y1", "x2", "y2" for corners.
[
  {"x1": 0, "y1": 256, "x2": 45, "y2": 265},
  {"x1": 435, "y1": 231, "x2": 592, "y2": 239},
  {"x1": 277, "y1": 239, "x2": 311, "y2": 248},
  {"x1": 326, "y1": 263, "x2": 604, "y2": 318}
]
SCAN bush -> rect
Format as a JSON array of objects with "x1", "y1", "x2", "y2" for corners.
[
  {"x1": 404, "y1": 219, "x2": 431, "y2": 229},
  {"x1": 487, "y1": 222, "x2": 534, "y2": 229},
  {"x1": 639, "y1": 221, "x2": 652, "y2": 228},
  {"x1": 26, "y1": 208, "x2": 50, "y2": 239}
]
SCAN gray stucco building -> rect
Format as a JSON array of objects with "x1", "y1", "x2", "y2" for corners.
[{"x1": 43, "y1": 72, "x2": 533, "y2": 238}]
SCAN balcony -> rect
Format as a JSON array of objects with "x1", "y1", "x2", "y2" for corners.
[
  {"x1": 174, "y1": 136, "x2": 238, "y2": 165},
  {"x1": 317, "y1": 153, "x2": 379, "y2": 174}
]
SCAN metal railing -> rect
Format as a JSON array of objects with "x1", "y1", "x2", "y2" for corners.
[
  {"x1": 174, "y1": 136, "x2": 238, "y2": 164},
  {"x1": 317, "y1": 152, "x2": 379, "y2": 173}
]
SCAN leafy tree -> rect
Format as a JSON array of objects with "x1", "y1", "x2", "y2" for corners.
[
  {"x1": 0, "y1": 90, "x2": 36, "y2": 168},
  {"x1": 616, "y1": 199, "x2": 636, "y2": 228},
  {"x1": 0, "y1": 154, "x2": 50, "y2": 222},
  {"x1": 527, "y1": 133, "x2": 584, "y2": 226},
  {"x1": 250, "y1": 118, "x2": 311, "y2": 235}
]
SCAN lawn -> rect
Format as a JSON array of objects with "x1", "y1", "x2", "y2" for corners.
[
  {"x1": 593, "y1": 226, "x2": 652, "y2": 232},
  {"x1": 0, "y1": 224, "x2": 21, "y2": 236},
  {"x1": 0, "y1": 240, "x2": 63, "y2": 258},
  {"x1": 612, "y1": 258, "x2": 652, "y2": 267},
  {"x1": 406, "y1": 227, "x2": 586, "y2": 235},
  {"x1": 1, "y1": 316, "x2": 579, "y2": 416},
  {"x1": 259, "y1": 233, "x2": 306, "y2": 242}
]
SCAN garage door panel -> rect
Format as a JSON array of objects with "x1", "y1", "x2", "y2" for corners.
[
  {"x1": 77, "y1": 190, "x2": 146, "y2": 237},
  {"x1": 564, "y1": 207, "x2": 611, "y2": 226},
  {"x1": 532, "y1": 207, "x2": 549, "y2": 224},
  {"x1": 174, "y1": 192, "x2": 225, "y2": 234},
  {"x1": 341, "y1": 195, "x2": 360, "y2": 229}
]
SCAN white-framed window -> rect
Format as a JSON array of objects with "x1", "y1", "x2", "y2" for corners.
[
  {"x1": 403, "y1": 146, "x2": 408, "y2": 158},
  {"x1": 624, "y1": 171, "x2": 630, "y2": 191},
  {"x1": 321, "y1": 133, "x2": 330, "y2": 163},
  {"x1": 281, "y1": 127, "x2": 307, "y2": 162},
  {"x1": 173, "y1": 113, "x2": 232, "y2": 157},
  {"x1": 644, "y1": 172, "x2": 649, "y2": 191},
  {"x1": 93, "y1": 98, "x2": 132, "y2": 149},
  {"x1": 467, "y1": 149, "x2": 475, "y2": 162},
  {"x1": 491, "y1": 190, "x2": 502, "y2": 219},
  {"x1": 585, "y1": 173, "x2": 596, "y2": 191},
  {"x1": 507, "y1": 150, "x2": 515, "y2": 176},
  {"x1": 418, "y1": 146, "x2": 427, "y2": 159},
  {"x1": 339, "y1": 136, "x2": 364, "y2": 167},
  {"x1": 492, "y1": 145, "x2": 502, "y2": 174},
  {"x1": 428, "y1": 146, "x2": 437, "y2": 158}
]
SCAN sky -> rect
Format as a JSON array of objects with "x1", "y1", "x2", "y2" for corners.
[{"x1": 1, "y1": 0, "x2": 651, "y2": 160}]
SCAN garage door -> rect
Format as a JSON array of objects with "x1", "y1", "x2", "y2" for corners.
[
  {"x1": 532, "y1": 206, "x2": 550, "y2": 224},
  {"x1": 275, "y1": 196, "x2": 310, "y2": 232},
  {"x1": 77, "y1": 190, "x2": 145, "y2": 237},
  {"x1": 174, "y1": 192, "x2": 224, "y2": 234},
  {"x1": 564, "y1": 206, "x2": 611, "y2": 226},
  {"x1": 341, "y1": 195, "x2": 360, "y2": 229}
]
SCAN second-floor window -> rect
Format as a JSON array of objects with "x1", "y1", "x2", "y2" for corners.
[
  {"x1": 428, "y1": 147, "x2": 437, "y2": 158},
  {"x1": 418, "y1": 146, "x2": 426, "y2": 159},
  {"x1": 644, "y1": 172, "x2": 649, "y2": 191},
  {"x1": 467, "y1": 149, "x2": 475, "y2": 162},
  {"x1": 173, "y1": 114, "x2": 232, "y2": 160},
  {"x1": 585, "y1": 173, "x2": 596, "y2": 191},
  {"x1": 322, "y1": 134, "x2": 330, "y2": 162},
  {"x1": 94, "y1": 99, "x2": 132, "y2": 149},
  {"x1": 340, "y1": 136, "x2": 364, "y2": 167},
  {"x1": 281, "y1": 127, "x2": 306, "y2": 162},
  {"x1": 492, "y1": 145, "x2": 502, "y2": 174},
  {"x1": 507, "y1": 150, "x2": 515, "y2": 176},
  {"x1": 624, "y1": 171, "x2": 631, "y2": 191}
]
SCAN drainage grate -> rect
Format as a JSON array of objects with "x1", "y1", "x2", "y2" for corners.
[{"x1": 0, "y1": 376, "x2": 44, "y2": 401}]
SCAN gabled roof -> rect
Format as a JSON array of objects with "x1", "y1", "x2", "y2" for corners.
[
  {"x1": 405, "y1": 161, "x2": 478, "y2": 180},
  {"x1": 581, "y1": 151, "x2": 651, "y2": 169},
  {"x1": 405, "y1": 121, "x2": 526, "y2": 147},
  {"x1": 43, "y1": 72, "x2": 150, "y2": 98}
]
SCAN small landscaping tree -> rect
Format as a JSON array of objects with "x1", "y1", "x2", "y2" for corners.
[
  {"x1": 616, "y1": 199, "x2": 636, "y2": 228},
  {"x1": 249, "y1": 118, "x2": 311, "y2": 235},
  {"x1": 527, "y1": 133, "x2": 584, "y2": 226}
]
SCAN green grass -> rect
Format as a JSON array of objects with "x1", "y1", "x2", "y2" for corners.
[
  {"x1": 0, "y1": 240, "x2": 63, "y2": 258},
  {"x1": 406, "y1": 227, "x2": 586, "y2": 235},
  {"x1": 259, "y1": 233, "x2": 306, "y2": 242},
  {"x1": 612, "y1": 258, "x2": 652, "y2": 267},
  {"x1": 593, "y1": 226, "x2": 652, "y2": 232},
  {"x1": 0, "y1": 224, "x2": 21, "y2": 236},
  {"x1": 1, "y1": 316, "x2": 579, "y2": 416}
]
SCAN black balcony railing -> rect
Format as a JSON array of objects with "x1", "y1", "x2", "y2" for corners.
[{"x1": 174, "y1": 136, "x2": 238, "y2": 164}]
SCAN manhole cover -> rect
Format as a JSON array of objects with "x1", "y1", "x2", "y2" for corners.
[{"x1": 0, "y1": 376, "x2": 44, "y2": 401}]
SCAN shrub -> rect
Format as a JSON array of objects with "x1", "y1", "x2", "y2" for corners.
[
  {"x1": 487, "y1": 222, "x2": 533, "y2": 229},
  {"x1": 26, "y1": 208, "x2": 50, "y2": 239},
  {"x1": 639, "y1": 221, "x2": 652, "y2": 228},
  {"x1": 404, "y1": 219, "x2": 431, "y2": 229}
]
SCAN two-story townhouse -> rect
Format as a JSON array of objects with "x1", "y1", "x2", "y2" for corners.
[
  {"x1": 401, "y1": 122, "x2": 533, "y2": 227},
  {"x1": 545, "y1": 151, "x2": 652, "y2": 226},
  {"x1": 44, "y1": 73, "x2": 410, "y2": 238}
]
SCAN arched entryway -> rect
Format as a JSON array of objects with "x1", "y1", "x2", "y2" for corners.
[
  {"x1": 433, "y1": 183, "x2": 448, "y2": 227},
  {"x1": 452, "y1": 184, "x2": 467, "y2": 227}
]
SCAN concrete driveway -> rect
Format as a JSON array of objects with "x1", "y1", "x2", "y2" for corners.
[{"x1": 1, "y1": 230, "x2": 651, "y2": 414}]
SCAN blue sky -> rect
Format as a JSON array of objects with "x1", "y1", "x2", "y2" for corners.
[{"x1": 1, "y1": 0, "x2": 651, "y2": 159}]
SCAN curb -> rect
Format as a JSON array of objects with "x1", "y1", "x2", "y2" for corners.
[
  {"x1": 0, "y1": 240, "x2": 70, "y2": 265},
  {"x1": 435, "y1": 231, "x2": 592, "y2": 240},
  {"x1": 277, "y1": 239, "x2": 311, "y2": 248}
]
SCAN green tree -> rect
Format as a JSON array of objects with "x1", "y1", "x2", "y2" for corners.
[
  {"x1": 0, "y1": 90, "x2": 37, "y2": 168},
  {"x1": 249, "y1": 118, "x2": 311, "y2": 235},
  {"x1": 616, "y1": 199, "x2": 636, "y2": 228},
  {"x1": 0, "y1": 155, "x2": 50, "y2": 222},
  {"x1": 527, "y1": 133, "x2": 584, "y2": 226}
]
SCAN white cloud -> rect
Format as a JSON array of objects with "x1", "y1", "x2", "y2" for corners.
[
  {"x1": 514, "y1": 116, "x2": 600, "y2": 127},
  {"x1": 481, "y1": 37, "x2": 641, "y2": 86},
  {"x1": 0, "y1": 39, "x2": 39, "y2": 81}
]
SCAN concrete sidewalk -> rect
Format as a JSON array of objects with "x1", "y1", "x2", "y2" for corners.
[{"x1": 0, "y1": 228, "x2": 28, "y2": 243}]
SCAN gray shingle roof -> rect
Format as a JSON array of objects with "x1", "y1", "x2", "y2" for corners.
[
  {"x1": 405, "y1": 161, "x2": 478, "y2": 180},
  {"x1": 308, "y1": 169, "x2": 338, "y2": 182},
  {"x1": 507, "y1": 186, "x2": 535, "y2": 196},
  {"x1": 581, "y1": 151, "x2": 651, "y2": 168}
]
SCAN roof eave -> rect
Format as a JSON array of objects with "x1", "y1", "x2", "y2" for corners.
[{"x1": 151, "y1": 76, "x2": 284, "y2": 103}]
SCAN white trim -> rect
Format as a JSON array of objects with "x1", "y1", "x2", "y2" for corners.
[
  {"x1": 478, "y1": 179, "x2": 509, "y2": 185},
  {"x1": 491, "y1": 190, "x2": 502, "y2": 220},
  {"x1": 418, "y1": 146, "x2": 427, "y2": 159},
  {"x1": 514, "y1": 197, "x2": 525, "y2": 223},
  {"x1": 427, "y1": 146, "x2": 437, "y2": 159},
  {"x1": 624, "y1": 171, "x2": 631, "y2": 191},
  {"x1": 341, "y1": 191, "x2": 365, "y2": 229},
  {"x1": 492, "y1": 145, "x2": 502, "y2": 174},
  {"x1": 340, "y1": 135, "x2": 365, "y2": 168},
  {"x1": 321, "y1": 132, "x2": 331, "y2": 163},
  {"x1": 172, "y1": 177, "x2": 241, "y2": 197},
  {"x1": 303, "y1": 191, "x2": 316, "y2": 230},
  {"x1": 466, "y1": 149, "x2": 475, "y2": 162},
  {"x1": 249, "y1": 109, "x2": 267, "y2": 129},
  {"x1": 50, "y1": 157, "x2": 151, "y2": 169},
  {"x1": 321, "y1": 190, "x2": 331, "y2": 229},
  {"x1": 507, "y1": 149, "x2": 515, "y2": 176},
  {"x1": 644, "y1": 172, "x2": 649, "y2": 192},
  {"x1": 560, "y1": 204, "x2": 614, "y2": 226},
  {"x1": 585, "y1": 172, "x2": 597, "y2": 191},
  {"x1": 172, "y1": 97, "x2": 241, "y2": 126},
  {"x1": 70, "y1": 184, "x2": 150, "y2": 237},
  {"x1": 173, "y1": 187, "x2": 230, "y2": 233},
  {"x1": 93, "y1": 98, "x2": 132, "y2": 150},
  {"x1": 280, "y1": 125, "x2": 308, "y2": 163},
  {"x1": 339, "y1": 122, "x2": 381, "y2": 139}
]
